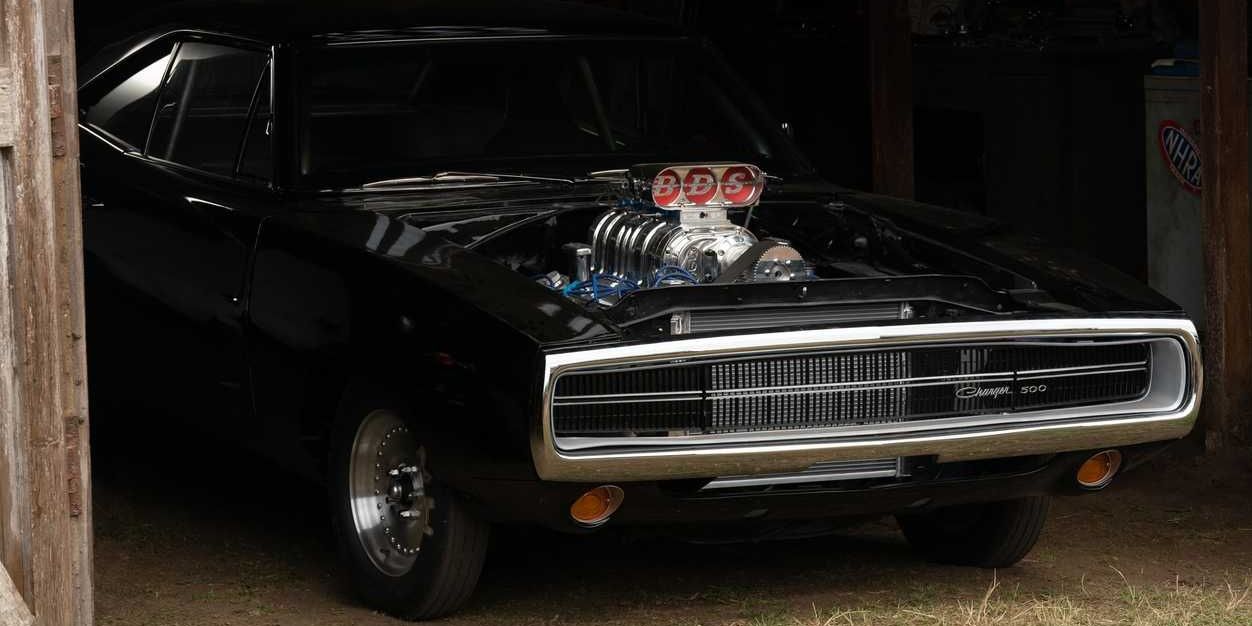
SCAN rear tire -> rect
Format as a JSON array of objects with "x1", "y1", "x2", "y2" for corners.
[
  {"x1": 330, "y1": 400, "x2": 488, "y2": 620},
  {"x1": 897, "y1": 496, "x2": 1049, "y2": 568}
]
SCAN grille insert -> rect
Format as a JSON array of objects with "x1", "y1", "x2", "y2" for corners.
[{"x1": 552, "y1": 341, "x2": 1152, "y2": 438}]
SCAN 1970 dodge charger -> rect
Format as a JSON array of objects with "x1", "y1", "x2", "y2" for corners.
[{"x1": 79, "y1": 1, "x2": 1202, "y2": 620}]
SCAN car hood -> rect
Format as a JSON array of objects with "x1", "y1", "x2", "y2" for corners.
[
  {"x1": 288, "y1": 179, "x2": 1179, "y2": 346},
  {"x1": 824, "y1": 188, "x2": 1176, "y2": 314}
]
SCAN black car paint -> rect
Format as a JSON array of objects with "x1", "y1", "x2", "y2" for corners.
[
  {"x1": 82, "y1": 161, "x2": 1180, "y2": 509},
  {"x1": 80, "y1": 14, "x2": 1184, "y2": 530}
]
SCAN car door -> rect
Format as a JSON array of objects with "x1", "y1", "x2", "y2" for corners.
[{"x1": 80, "y1": 36, "x2": 275, "y2": 433}]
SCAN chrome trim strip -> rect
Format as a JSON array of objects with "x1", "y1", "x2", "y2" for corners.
[
  {"x1": 1015, "y1": 366, "x2": 1147, "y2": 382},
  {"x1": 718, "y1": 371, "x2": 1018, "y2": 394},
  {"x1": 702, "y1": 467, "x2": 900, "y2": 489},
  {"x1": 552, "y1": 392, "x2": 703, "y2": 406},
  {"x1": 700, "y1": 457, "x2": 904, "y2": 488},
  {"x1": 554, "y1": 388, "x2": 703, "y2": 400},
  {"x1": 555, "y1": 337, "x2": 1156, "y2": 377},
  {"x1": 703, "y1": 375, "x2": 1016, "y2": 401},
  {"x1": 1017, "y1": 359, "x2": 1148, "y2": 375},
  {"x1": 532, "y1": 317, "x2": 1202, "y2": 482}
]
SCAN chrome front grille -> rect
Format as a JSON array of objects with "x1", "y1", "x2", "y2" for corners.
[
  {"x1": 535, "y1": 318, "x2": 1199, "y2": 482},
  {"x1": 551, "y1": 340, "x2": 1153, "y2": 438}
]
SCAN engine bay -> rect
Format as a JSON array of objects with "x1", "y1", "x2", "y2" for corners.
[
  {"x1": 544, "y1": 203, "x2": 813, "y2": 304},
  {"x1": 532, "y1": 163, "x2": 815, "y2": 306},
  {"x1": 433, "y1": 161, "x2": 1058, "y2": 328}
]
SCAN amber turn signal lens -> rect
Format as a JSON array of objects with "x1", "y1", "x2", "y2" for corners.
[
  {"x1": 569, "y1": 485, "x2": 624, "y2": 527},
  {"x1": 1076, "y1": 450, "x2": 1123, "y2": 489}
]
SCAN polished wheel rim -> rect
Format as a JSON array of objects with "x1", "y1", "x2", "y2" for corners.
[{"x1": 348, "y1": 409, "x2": 435, "y2": 577}]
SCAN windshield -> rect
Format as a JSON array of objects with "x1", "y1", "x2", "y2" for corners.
[{"x1": 299, "y1": 38, "x2": 810, "y2": 187}]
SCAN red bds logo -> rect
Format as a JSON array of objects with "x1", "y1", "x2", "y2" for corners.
[
  {"x1": 719, "y1": 165, "x2": 761, "y2": 205},
  {"x1": 651, "y1": 168, "x2": 682, "y2": 207},
  {"x1": 681, "y1": 167, "x2": 717, "y2": 205},
  {"x1": 634, "y1": 162, "x2": 766, "y2": 208}
]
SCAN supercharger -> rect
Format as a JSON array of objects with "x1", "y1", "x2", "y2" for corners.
[
  {"x1": 588, "y1": 207, "x2": 758, "y2": 282},
  {"x1": 587, "y1": 163, "x2": 807, "y2": 286}
]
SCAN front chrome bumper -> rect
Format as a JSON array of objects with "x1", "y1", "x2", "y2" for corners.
[{"x1": 531, "y1": 317, "x2": 1202, "y2": 482}]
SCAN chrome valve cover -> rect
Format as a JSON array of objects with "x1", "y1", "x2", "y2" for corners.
[{"x1": 588, "y1": 207, "x2": 757, "y2": 284}]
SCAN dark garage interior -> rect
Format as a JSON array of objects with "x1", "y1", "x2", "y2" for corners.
[{"x1": 0, "y1": 0, "x2": 1250, "y2": 624}]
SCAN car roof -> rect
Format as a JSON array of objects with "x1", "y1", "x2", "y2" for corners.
[
  {"x1": 130, "y1": 0, "x2": 677, "y2": 41},
  {"x1": 81, "y1": 0, "x2": 684, "y2": 85}
]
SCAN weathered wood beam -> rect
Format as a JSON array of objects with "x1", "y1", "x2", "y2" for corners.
[
  {"x1": 867, "y1": 0, "x2": 915, "y2": 199},
  {"x1": 0, "y1": 0, "x2": 92, "y2": 622},
  {"x1": 0, "y1": 68, "x2": 13, "y2": 149},
  {"x1": 43, "y1": 0, "x2": 91, "y2": 618},
  {"x1": 1199, "y1": 0, "x2": 1251, "y2": 447},
  {"x1": 0, "y1": 565, "x2": 31, "y2": 626},
  {"x1": 1, "y1": 0, "x2": 64, "y2": 620}
]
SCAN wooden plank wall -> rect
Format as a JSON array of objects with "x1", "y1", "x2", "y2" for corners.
[
  {"x1": 1199, "y1": 0, "x2": 1251, "y2": 448},
  {"x1": 0, "y1": 0, "x2": 92, "y2": 623}
]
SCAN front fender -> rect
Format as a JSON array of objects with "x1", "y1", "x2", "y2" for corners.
[{"x1": 245, "y1": 210, "x2": 612, "y2": 480}]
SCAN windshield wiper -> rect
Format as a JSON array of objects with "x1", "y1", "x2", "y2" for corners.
[{"x1": 360, "y1": 171, "x2": 576, "y2": 189}]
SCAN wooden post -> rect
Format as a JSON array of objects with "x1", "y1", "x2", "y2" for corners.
[
  {"x1": 868, "y1": 0, "x2": 915, "y2": 199},
  {"x1": 1199, "y1": 0, "x2": 1251, "y2": 448},
  {"x1": 0, "y1": 0, "x2": 93, "y2": 623}
]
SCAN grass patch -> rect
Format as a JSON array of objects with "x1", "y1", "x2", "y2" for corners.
[{"x1": 732, "y1": 572, "x2": 1252, "y2": 626}]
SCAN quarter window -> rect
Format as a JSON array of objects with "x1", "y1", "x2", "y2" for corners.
[
  {"x1": 82, "y1": 42, "x2": 176, "y2": 149},
  {"x1": 147, "y1": 42, "x2": 270, "y2": 177}
]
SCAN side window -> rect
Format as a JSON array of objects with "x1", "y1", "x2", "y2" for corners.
[
  {"x1": 147, "y1": 42, "x2": 269, "y2": 177},
  {"x1": 238, "y1": 63, "x2": 272, "y2": 181},
  {"x1": 82, "y1": 42, "x2": 176, "y2": 149}
]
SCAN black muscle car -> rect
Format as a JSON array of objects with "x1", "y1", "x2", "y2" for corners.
[{"x1": 79, "y1": 1, "x2": 1202, "y2": 620}]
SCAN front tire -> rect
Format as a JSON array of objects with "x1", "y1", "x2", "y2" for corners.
[
  {"x1": 331, "y1": 404, "x2": 488, "y2": 620},
  {"x1": 896, "y1": 496, "x2": 1049, "y2": 568}
]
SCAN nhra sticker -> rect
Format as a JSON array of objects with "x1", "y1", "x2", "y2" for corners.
[{"x1": 1158, "y1": 120, "x2": 1202, "y2": 195}]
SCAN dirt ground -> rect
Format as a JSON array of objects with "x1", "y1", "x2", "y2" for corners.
[{"x1": 93, "y1": 433, "x2": 1252, "y2": 626}]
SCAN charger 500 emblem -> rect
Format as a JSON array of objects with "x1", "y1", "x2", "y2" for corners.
[{"x1": 956, "y1": 384, "x2": 1048, "y2": 399}]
